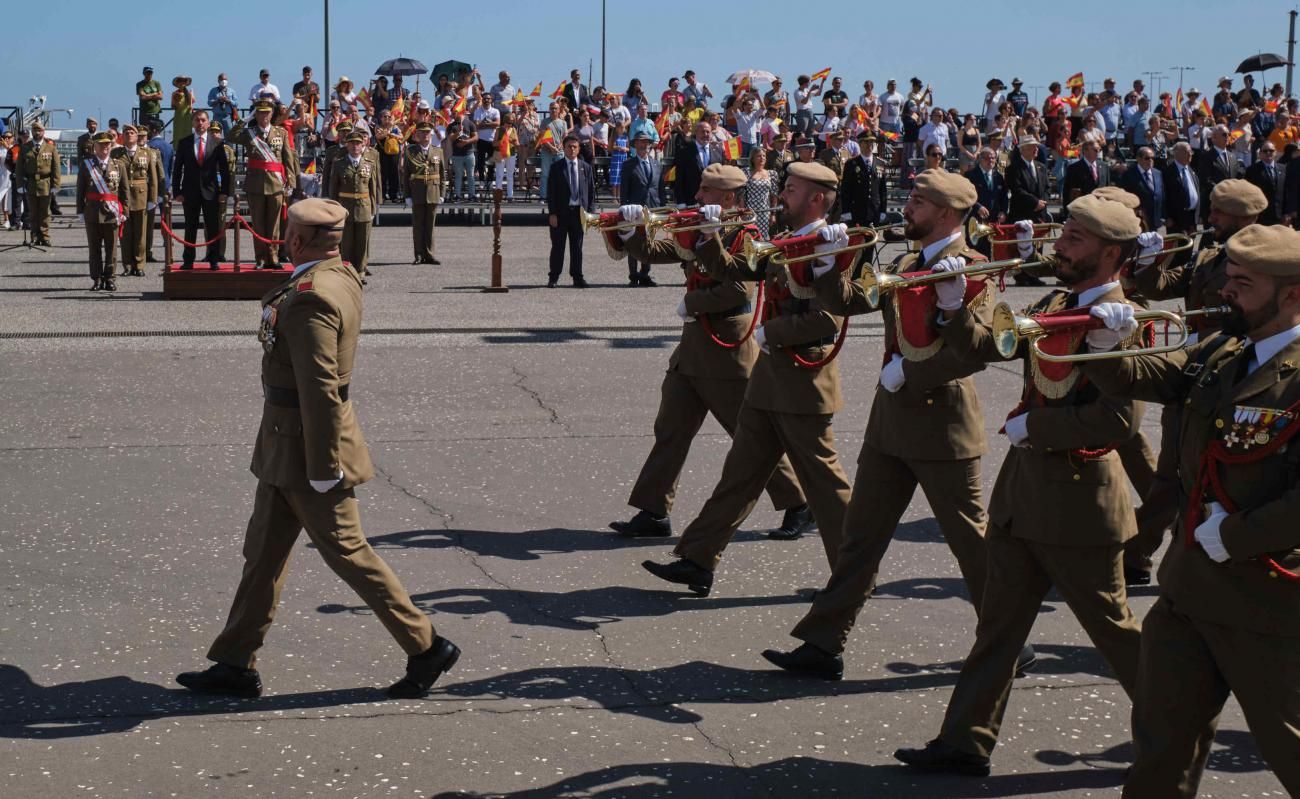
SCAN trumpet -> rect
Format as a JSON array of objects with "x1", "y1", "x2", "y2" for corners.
[
  {"x1": 648, "y1": 206, "x2": 778, "y2": 234},
  {"x1": 1128, "y1": 227, "x2": 1214, "y2": 272},
  {"x1": 991, "y1": 304, "x2": 1231, "y2": 362},
  {"x1": 742, "y1": 226, "x2": 881, "y2": 273},
  {"x1": 577, "y1": 206, "x2": 675, "y2": 233},
  {"x1": 966, "y1": 217, "x2": 1063, "y2": 247},
  {"x1": 855, "y1": 256, "x2": 1041, "y2": 310}
]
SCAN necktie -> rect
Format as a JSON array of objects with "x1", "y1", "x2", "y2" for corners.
[
  {"x1": 1088, "y1": 160, "x2": 1097, "y2": 182},
  {"x1": 1233, "y1": 342, "x2": 1258, "y2": 384},
  {"x1": 1268, "y1": 164, "x2": 1275, "y2": 183},
  {"x1": 198, "y1": 136, "x2": 205, "y2": 165},
  {"x1": 570, "y1": 160, "x2": 578, "y2": 202}
]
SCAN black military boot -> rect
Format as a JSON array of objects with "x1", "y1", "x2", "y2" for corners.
[
  {"x1": 609, "y1": 510, "x2": 672, "y2": 538},
  {"x1": 894, "y1": 739, "x2": 991, "y2": 776},
  {"x1": 387, "y1": 636, "x2": 461, "y2": 699},
  {"x1": 761, "y1": 642, "x2": 844, "y2": 680},
  {"x1": 641, "y1": 558, "x2": 713, "y2": 596},
  {"x1": 176, "y1": 663, "x2": 263, "y2": 698},
  {"x1": 767, "y1": 504, "x2": 817, "y2": 540}
]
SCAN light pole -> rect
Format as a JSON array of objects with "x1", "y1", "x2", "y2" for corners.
[
  {"x1": 601, "y1": 0, "x2": 606, "y2": 89},
  {"x1": 323, "y1": 0, "x2": 331, "y2": 110},
  {"x1": 1170, "y1": 65, "x2": 1194, "y2": 93}
]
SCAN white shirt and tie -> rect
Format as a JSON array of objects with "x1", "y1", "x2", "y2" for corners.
[
  {"x1": 697, "y1": 141, "x2": 711, "y2": 169},
  {"x1": 566, "y1": 157, "x2": 581, "y2": 206},
  {"x1": 1239, "y1": 324, "x2": 1300, "y2": 377}
]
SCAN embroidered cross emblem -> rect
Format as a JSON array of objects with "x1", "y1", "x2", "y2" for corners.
[{"x1": 1223, "y1": 432, "x2": 1242, "y2": 447}]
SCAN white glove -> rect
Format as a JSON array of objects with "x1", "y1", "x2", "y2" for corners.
[
  {"x1": 676, "y1": 298, "x2": 694, "y2": 323},
  {"x1": 77, "y1": 213, "x2": 85, "y2": 223},
  {"x1": 697, "y1": 203, "x2": 723, "y2": 235},
  {"x1": 1135, "y1": 231, "x2": 1163, "y2": 267},
  {"x1": 17, "y1": 187, "x2": 25, "y2": 194},
  {"x1": 1193, "y1": 502, "x2": 1231, "y2": 563},
  {"x1": 880, "y1": 354, "x2": 907, "y2": 393},
  {"x1": 1004, "y1": 412, "x2": 1030, "y2": 447},
  {"x1": 930, "y1": 255, "x2": 969, "y2": 311},
  {"x1": 1086, "y1": 302, "x2": 1138, "y2": 351},
  {"x1": 309, "y1": 470, "x2": 344, "y2": 493},
  {"x1": 812, "y1": 223, "x2": 850, "y2": 276},
  {"x1": 754, "y1": 325, "x2": 770, "y2": 353},
  {"x1": 146, "y1": 201, "x2": 156, "y2": 211},
  {"x1": 405, "y1": 197, "x2": 413, "y2": 208},
  {"x1": 620, "y1": 204, "x2": 645, "y2": 223},
  {"x1": 1015, "y1": 220, "x2": 1035, "y2": 258}
]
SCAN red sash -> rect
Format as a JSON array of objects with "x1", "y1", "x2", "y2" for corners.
[
  {"x1": 86, "y1": 192, "x2": 125, "y2": 237},
  {"x1": 247, "y1": 159, "x2": 286, "y2": 176}
]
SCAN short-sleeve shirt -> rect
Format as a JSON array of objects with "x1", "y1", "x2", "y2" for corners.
[
  {"x1": 879, "y1": 91, "x2": 903, "y2": 125},
  {"x1": 137, "y1": 79, "x2": 162, "y2": 116},
  {"x1": 472, "y1": 106, "x2": 500, "y2": 142},
  {"x1": 823, "y1": 89, "x2": 847, "y2": 109}
]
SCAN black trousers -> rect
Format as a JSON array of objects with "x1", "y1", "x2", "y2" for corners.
[
  {"x1": 380, "y1": 153, "x2": 400, "y2": 200},
  {"x1": 628, "y1": 255, "x2": 650, "y2": 279},
  {"x1": 475, "y1": 140, "x2": 494, "y2": 180},
  {"x1": 182, "y1": 196, "x2": 224, "y2": 264},
  {"x1": 548, "y1": 206, "x2": 585, "y2": 282}
]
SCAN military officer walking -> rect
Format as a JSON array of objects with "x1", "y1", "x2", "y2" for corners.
[
  {"x1": 175, "y1": 198, "x2": 460, "y2": 699},
  {"x1": 329, "y1": 131, "x2": 380, "y2": 276},
  {"x1": 111, "y1": 124, "x2": 158, "y2": 276},
  {"x1": 403, "y1": 121, "x2": 444, "y2": 265},
  {"x1": 75, "y1": 132, "x2": 130, "y2": 292},
  {"x1": 230, "y1": 99, "x2": 297, "y2": 268},
  {"x1": 16, "y1": 121, "x2": 61, "y2": 246}
]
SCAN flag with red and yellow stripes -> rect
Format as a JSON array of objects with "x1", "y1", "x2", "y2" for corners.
[
  {"x1": 810, "y1": 67, "x2": 832, "y2": 82},
  {"x1": 528, "y1": 82, "x2": 543, "y2": 97},
  {"x1": 723, "y1": 137, "x2": 742, "y2": 161},
  {"x1": 549, "y1": 81, "x2": 567, "y2": 99},
  {"x1": 1065, "y1": 72, "x2": 1085, "y2": 89}
]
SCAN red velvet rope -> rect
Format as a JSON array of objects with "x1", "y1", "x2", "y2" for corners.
[{"x1": 157, "y1": 212, "x2": 285, "y2": 248}]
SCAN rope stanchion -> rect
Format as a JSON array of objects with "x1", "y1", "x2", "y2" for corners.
[
  {"x1": 233, "y1": 214, "x2": 286, "y2": 247},
  {"x1": 158, "y1": 214, "x2": 230, "y2": 249}
]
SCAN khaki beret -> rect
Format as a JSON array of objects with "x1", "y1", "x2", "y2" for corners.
[
  {"x1": 700, "y1": 163, "x2": 747, "y2": 191},
  {"x1": 786, "y1": 161, "x2": 839, "y2": 190},
  {"x1": 336, "y1": 121, "x2": 354, "y2": 133},
  {"x1": 91, "y1": 131, "x2": 115, "y2": 144},
  {"x1": 345, "y1": 130, "x2": 366, "y2": 143},
  {"x1": 1211, "y1": 178, "x2": 1269, "y2": 217},
  {"x1": 1091, "y1": 185, "x2": 1141, "y2": 211},
  {"x1": 1066, "y1": 194, "x2": 1141, "y2": 242},
  {"x1": 912, "y1": 168, "x2": 978, "y2": 210},
  {"x1": 1226, "y1": 224, "x2": 1300, "y2": 277},
  {"x1": 287, "y1": 198, "x2": 347, "y2": 231}
]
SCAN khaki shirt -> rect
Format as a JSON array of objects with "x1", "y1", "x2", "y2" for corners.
[
  {"x1": 1133, "y1": 244, "x2": 1229, "y2": 335},
  {"x1": 111, "y1": 146, "x2": 158, "y2": 211},
  {"x1": 328, "y1": 155, "x2": 380, "y2": 221},
  {"x1": 17, "y1": 140, "x2": 62, "y2": 196},
  {"x1": 75, "y1": 157, "x2": 131, "y2": 223},
  {"x1": 402, "y1": 143, "x2": 444, "y2": 205},
  {"x1": 229, "y1": 121, "x2": 297, "y2": 195}
]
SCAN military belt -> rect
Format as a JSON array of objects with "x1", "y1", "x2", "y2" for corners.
[
  {"x1": 264, "y1": 383, "x2": 350, "y2": 408},
  {"x1": 337, "y1": 192, "x2": 369, "y2": 199},
  {"x1": 709, "y1": 302, "x2": 753, "y2": 319}
]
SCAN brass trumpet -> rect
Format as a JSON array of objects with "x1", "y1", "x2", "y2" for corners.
[
  {"x1": 577, "y1": 206, "x2": 674, "y2": 233},
  {"x1": 991, "y1": 304, "x2": 1231, "y2": 362},
  {"x1": 1128, "y1": 227, "x2": 1214, "y2": 272},
  {"x1": 648, "y1": 207, "x2": 777, "y2": 235},
  {"x1": 742, "y1": 226, "x2": 881, "y2": 273},
  {"x1": 966, "y1": 217, "x2": 1063, "y2": 246},
  {"x1": 855, "y1": 256, "x2": 1041, "y2": 310}
]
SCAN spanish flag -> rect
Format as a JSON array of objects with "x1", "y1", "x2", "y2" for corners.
[
  {"x1": 1265, "y1": 99, "x2": 1279, "y2": 113},
  {"x1": 852, "y1": 106, "x2": 868, "y2": 126},
  {"x1": 549, "y1": 81, "x2": 567, "y2": 99},
  {"x1": 529, "y1": 82, "x2": 543, "y2": 97},
  {"x1": 1065, "y1": 72, "x2": 1085, "y2": 89},
  {"x1": 511, "y1": 89, "x2": 527, "y2": 106},
  {"x1": 303, "y1": 160, "x2": 317, "y2": 175},
  {"x1": 451, "y1": 95, "x2": 468, "y2": 116},
  {"x1": 665, "y1": 165, "x2": 677, "y2": 182},
  {"x1": 1229, "y1": 129, "x2": 1247, "y2": 144},
  {"x1": 537, "y1": 128, "x2": 555, "y2": 147},
  {"x1": 1175, "y1": 88, "x2": 1184, "y2": 112},
  {"x1": 879, "y1": 130, "x2": 900, "y2": 141},
  {"x1": 810, "y1": 67, "x2": 832, "y2": 82},
  {"x1": 723, "y1": 137, "x2": 742, "y2": 161},
  {"x1": 736, "y1": 75, "x2": 752, "y2": 92},
  {"x1": 1063, "y1": 146, "x2": 1080, "y2": 158},
  {"x1": 1199, "y1": 97, "x2": 1213, "y2": 117}
]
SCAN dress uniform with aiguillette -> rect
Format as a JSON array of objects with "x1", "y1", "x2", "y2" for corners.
[
  {"x1": 230, "y1": 101, "x2": 297, "y2": 268},
  {"x1": 75, "y1": 132, "x2": 130, "y2": 292},
  {"x1": 176, "y1": 198, "x2": 459, "y2": 700},
  {"x1": 329, "y1": 131, "x2": 380, "y2": 275},
  {"x1": 402, "y1": 122, "x2": 444, "y2": 265},
  {"x1": 1081, "y1": 224, "x2": 1300, "y2": 798},
  {"x1": 16, "y1": 121, "x2": 62, "y2": 245},
  {"x1": 111, "y1": 125, "x2": 159, "y2": 276}
]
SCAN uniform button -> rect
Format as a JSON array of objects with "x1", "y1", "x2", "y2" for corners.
[
  {"x1": 1215, "y1": 419, "x2": 1225, "y2": 428},
  {"x1": 1072, "y1": 474, "x2": 1081, "y2": 481},
  {"x1": 1269, "y1": 571, "x2": 1279, "y2": 579},
  {"x1": 926, "y1": 398, "x2": 934, "y2": 406}
]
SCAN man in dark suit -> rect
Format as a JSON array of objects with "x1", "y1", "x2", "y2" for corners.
[
  {"x1": 842, "y1": 131, "x2": 889, "y2": 227},
  {"x1": 1196, "y1": 126, "x2": 1241, "y2": 222},
  {"x1": 562, "y1": 69, "x2": 590, "y2": 113},
  {"x1": 674, "y1": 120, "x2": 723, "y2": 208},
  {"x1": 546, "y1": 133, "x2": 596, "y2": 288},
  {"x1": 1006, "y1": 137, "x2": 1048, "y2": 223},
  {"x1": 1060, "y1": 139, "x2": 1111, "y2": 208},
  {"x1": 620, "y1": 131, "x2": 661, "y2": 286},
  {"x1": 963, "y1": 147, "x2": 1007, "y2": 252},
  {"x1": 1120, "y1": 147, "x2": 1165, "y2": 230},
  {"x1": 1163, "y1": 141, "x2": 1202, "y2": 234},
  {"x1": 171, "y1": 109, "x2": 231, "y2": 268},
  {"x1": 1245, "y1": 141, "x2": 1285, "y2": 225}
]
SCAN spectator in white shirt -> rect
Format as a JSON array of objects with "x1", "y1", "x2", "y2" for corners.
[
  {"x1": 981, "y1": 78, "x2": 1006, "y2": 133},
  {"x1": 332, "y1": 77, "x2": 360, "y2": 115},
  {"x1": 488, "y1": 71, "x2": 514, "y2": 109},
  {"x1": 879, "y1": 79, "x2": 904, "y2": 134},
  {"x1": 248, "y1": 69, "x2": 280, "y2": 104},
  {"x1": 918, "y1": 108, "x2": 951, "y2": 157},
  {"x1": 732, "y1": 93, "x2": 764, "y2": 158},
  {"x1": 793, "y1": 74, "x2": 822, "y2": 137},
  {"x1": 471, "y1": 93, "x2": 501, "y2": 181}
]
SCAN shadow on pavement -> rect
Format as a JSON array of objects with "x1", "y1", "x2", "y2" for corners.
[
  {"x1": 1037, "y1": 730, "x2": 1267, "y2": 775},
  {"x1": 366, "y1": 527, "x2": 709, "y2": 560}
]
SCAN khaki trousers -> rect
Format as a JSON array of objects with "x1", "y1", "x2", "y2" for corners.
[
  {"x1": 121, "y1": 209, "x2": 147, "y2": 267},
  {"x1": 628, "y1": 371, "x2": 805, "y2": 517},
  {"x1": 342, "y1": 218, "x2": 372, "y2": 273},
  {"x1": 1124, "y1": 596, "x2": 1300, "y2": 798},
  {"x1": 247, "y1": 193, "x2": 284, "y2": 265},
  {"x1": 674, "y1": 404, "x2": 850, "y2": 572},
  {"x1": 412, "y1": 202, "x2": 437, "y2": 261},
  {"x1": 31, "y1": 195, "x2": 52, "y2": 241},
  {"x1": 792, "y1": 445, "x2": 987, "y2": 654},
  {"x1": 84, "y1": 219, "x2": 117, "y2": 281},
  {"x1": 207, "y1": 481, "x2": 434, "y2": 669},
  {"x1": 939, "y1": 524, "x2": 1142, "y2": 758},
  {"x1": 1116, "y1": 428, "x2": 1156, "y2": 499}
]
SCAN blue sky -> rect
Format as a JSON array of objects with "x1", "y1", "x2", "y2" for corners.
[{"x1": 7, "y1": 0, "x2": 1293, "y2": 127}]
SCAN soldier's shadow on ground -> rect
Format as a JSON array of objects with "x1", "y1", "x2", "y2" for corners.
[
  {"x1": 363, "y1": 527, "x2": 769, "y2": 561},
  {"x1": 883, "y1": 642, "x2": 1125, "y2": 683},
  {"x1": 0, "y1": 664, "x2": 382, "y2": 740},
  {"x1": 1038, "y1": 729, "x2": 1267, "y2": 775}
]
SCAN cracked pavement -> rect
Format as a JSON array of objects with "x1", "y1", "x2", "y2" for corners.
[{"x1": 0, "y1": 226, "x2": 1282, "y2": 797}]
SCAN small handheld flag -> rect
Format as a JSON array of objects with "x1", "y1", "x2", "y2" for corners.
[
  {"x1": 1065, "y1": 72, "x2": 1084, "y2": 89},
  {"x1": 810, "y1": 67, "x2": 832, "y2": 83}
]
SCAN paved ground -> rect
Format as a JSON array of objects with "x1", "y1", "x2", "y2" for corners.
[{"x1": 0, "y1": 220, "x2": 1283, "y2": 798}]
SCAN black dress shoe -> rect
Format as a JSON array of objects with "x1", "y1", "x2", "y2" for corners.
[
  {"x1": 642, "y1": 558, "x2": 713, "y2": 596},
  {"x1": 387, "y1": 636, "x2": 460, "y2": 698},
  {"x1": 638, "y1": 275, "x2": 657, "y2": 287},
  {"x1": 768, "y1": 504, "x2": 817, "y2": 540},
  {"x1": 90, "y1": 280, "x2": 100, "y2": 292},
  {"x1": 180, "y1": 262, "x2": 194, "y2": 270},
  {"x1": 894, "y1": 739, "x2": 991, "y2": 776},
  {"x1": 103, "y1": 280, "x2": 117, "y2": 292},
  {"x1": 628, "y1": 276, "x2": 640, "y2": 286},
  {"x1": 146, "y1": 255, "x2": 158, "y2": 263},
  {"x1": 428, "y1": 258, "x2": 441, "y2": 265},
  {"x1": 363, "y1": 267, "x2": 373, "y2": 276},
  {"x1": 572, "y1": 279, "x2": 589, "y2": 288},
  {"x1": 609, "y1": 510, "x2": 672, "y2": 538},
  {"x1": 761, "y1": 642, "x2": 844, "y2": 680},
  {"x1": 1124, "y1": 565, "x2": 1152, "y2": 586},
  {"x1": 1016, "y1": 644, "x2": 1038, "y2": 677},
  {"x1": 208, "y1": 262, "x2": 220, "y2": 271},
  {"x1": 176, "y1": 663, "x2": 263, "y2": 698},
  {"x1": 546, "y1": 280, "x2": 558, "y2": 288}
]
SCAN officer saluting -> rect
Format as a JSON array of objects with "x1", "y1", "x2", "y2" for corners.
[
  {"x1": 75, "y1": 132, "x2": 130, "y2": 292},
  {"x1": 1079, "y1": 224, "x2": 1300, "y2": 797},
  {"x1": 230, "y1": 99, "x2": 297, "y2": 269},
  {"x1": 176, "y1": 198, "x2": 460, "y2": 699},
  {"x1": 403, "y1": 121, "x2": 444, "y2": 265},
  {"x1": 328, "y1": 130, "x2": 380, "y2": 277}
]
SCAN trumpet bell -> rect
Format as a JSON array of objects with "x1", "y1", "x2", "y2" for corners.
[
  {"x1": 991, "y1": 303, "x2": 1026, "y2": 359},
  {"x1": 965, "y1": 217, "x2": 995, "y2": 246}
]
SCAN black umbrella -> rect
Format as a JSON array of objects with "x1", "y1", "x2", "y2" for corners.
[
  {"x1": 1236, "y1": 53, "x2": 1291, "y2": 73},
  {"x1": 375, "y1": 57, "x2": 428, "y2": 77},
  {"x1": 430, "y1": 60, "x2": 473, "y2": 84}
]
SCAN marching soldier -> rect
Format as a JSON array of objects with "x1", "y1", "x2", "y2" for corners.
[
  {"x1": 111, "y1": 124, "x2": 158, "y2": 276},
  {"x1": 1078, "y1": 223, "x2": 1300, "y2": 798},
  {"x1": 1125, "y1": 179, "x2": 1268, "y2": 583},
  {"x1": 895, "y1": 194, "x2": 1146, "y2": 776},
  {"x1": 230, "y1": 99, "x2": 297, "y2": 268},
  {"x1": 606, "y1": 163, "x2": 814, "y2": 540},
  {"x1": 403, "y1": 121, "x2": 444, "y2": 265},
  {"x1": 75, "y1": 132, "x2": 130, "y2": 292},
  {"x1": 640, "y1": 162, "x2": 853, "y2": 597},
  {"x1": 328, "y1": 131, "x2": 380, "y2": 277},
  {"x1": 762, "y1": 169, "x2": 1033, "y2": 681},
  {"x1": 175, "y1": 198, "x2": 461, "y2": 700},
  {"x1": 16, "y1": 121, "x2": 61, "y2": 246}
]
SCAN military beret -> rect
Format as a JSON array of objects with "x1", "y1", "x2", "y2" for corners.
[
  {"x1": 700, "y1": 164, "x2": 747, "y2": 191},
  {"x1": 345, "y1": 131, "x2": 366, "y2": 143},
  {"x1": 1211, "y1": 178, "x2": 1269, "y2": 217},
  {"x1": 912, "y1": 168, "x2": 978, "y2": 210},
  {"x1": 287, "y1": 198, "x2": 347, "y2": 231},
  {"x1": 91, "y1": 131, "x2": 114, "y2": 144},
  {"x1": 253, "y1": 99, "x2": 275, "y2": 112},
  {"x1": 415, "y1": 121, "x2": 434, "y2": 131},
  {"x1": 786, "y1": 161, "x2": 839, "y2": 190},
  {"x1": 793, "y1": 138, "x2": 816, "y2": 149},
  {"x1": 1226, "y1": 224, "x2": 1300, "y2": 277},
  {"x1": 1066, "y1": 194, "x2": 1141, "y2": 242},
  {"x1": 1091, "y1": 185, "x2": 1141, "y2": 211}
]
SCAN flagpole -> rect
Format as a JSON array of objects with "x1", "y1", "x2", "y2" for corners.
[
  {"x1": 323, "y1": 0, "x2": 331, "y2": 115},
  {"x1": 601, "y1": 0, "x2": 607, "y2": 90}
]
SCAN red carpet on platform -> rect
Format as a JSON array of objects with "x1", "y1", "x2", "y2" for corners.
[{"x1": 162, "y1": 263, "x2": 293, "y2": 300}]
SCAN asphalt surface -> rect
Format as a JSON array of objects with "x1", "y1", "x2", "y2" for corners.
[{"x1": 0, "y1": 219, "x2": 1283, "y2": 798}]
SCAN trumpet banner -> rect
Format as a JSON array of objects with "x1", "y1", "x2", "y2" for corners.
[{"x1": 890, "y1": 279, "x2": 990, "y2": 362}]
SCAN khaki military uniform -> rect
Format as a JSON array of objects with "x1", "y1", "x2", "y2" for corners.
[
  {"x1": 75, "y1": 156, "x2": 131, "y2": 285},
  {"x1": 16, "y1": 139, "x2": 61, "y2": 243},
  {"x1": 933, "y1": 286, "x2": 1144, "y2": 759},
  {"x1": 620, "y1": 227, "x2": 805, "y2": 519},
  {"x1": 669, "y1": 225, "x2": 852, "y2": 574},
  {"x1": 210, "y1": 142, "x2": 236, "y2": 262},
  {"x1": 766, "y1": 149, "x2": 794, "y2": 190},
  {"x1": 322, "y1": 143, "x2": 380, "y2": 199},
  {"x1": 207, "y1": 258, "x2": 434, "y2": 669},
  {"x1": 229, "y1": 122, "x2": 297, "y2": 266},
  {"x1": 329, "y1": 155, "x2": 381, "y2": 274},
  {"x1": 76, "y1": 132, "x2": 95, "y2": 164},
  {"x1": 111, "y1": 146, "x2": 159, "y2": 270},
  {"x1": 402, "y1": 142, "x2": 444, "y2": 263},
  {"x1": 817, "y1": 146, "x2": 847, "y2": 223},
  {"x1": 1082, "y1": 334, "x2": 1300, "y2": 798},
  {"x1": 792, "y1": 238, "x2": 995, "y2": 655}
]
